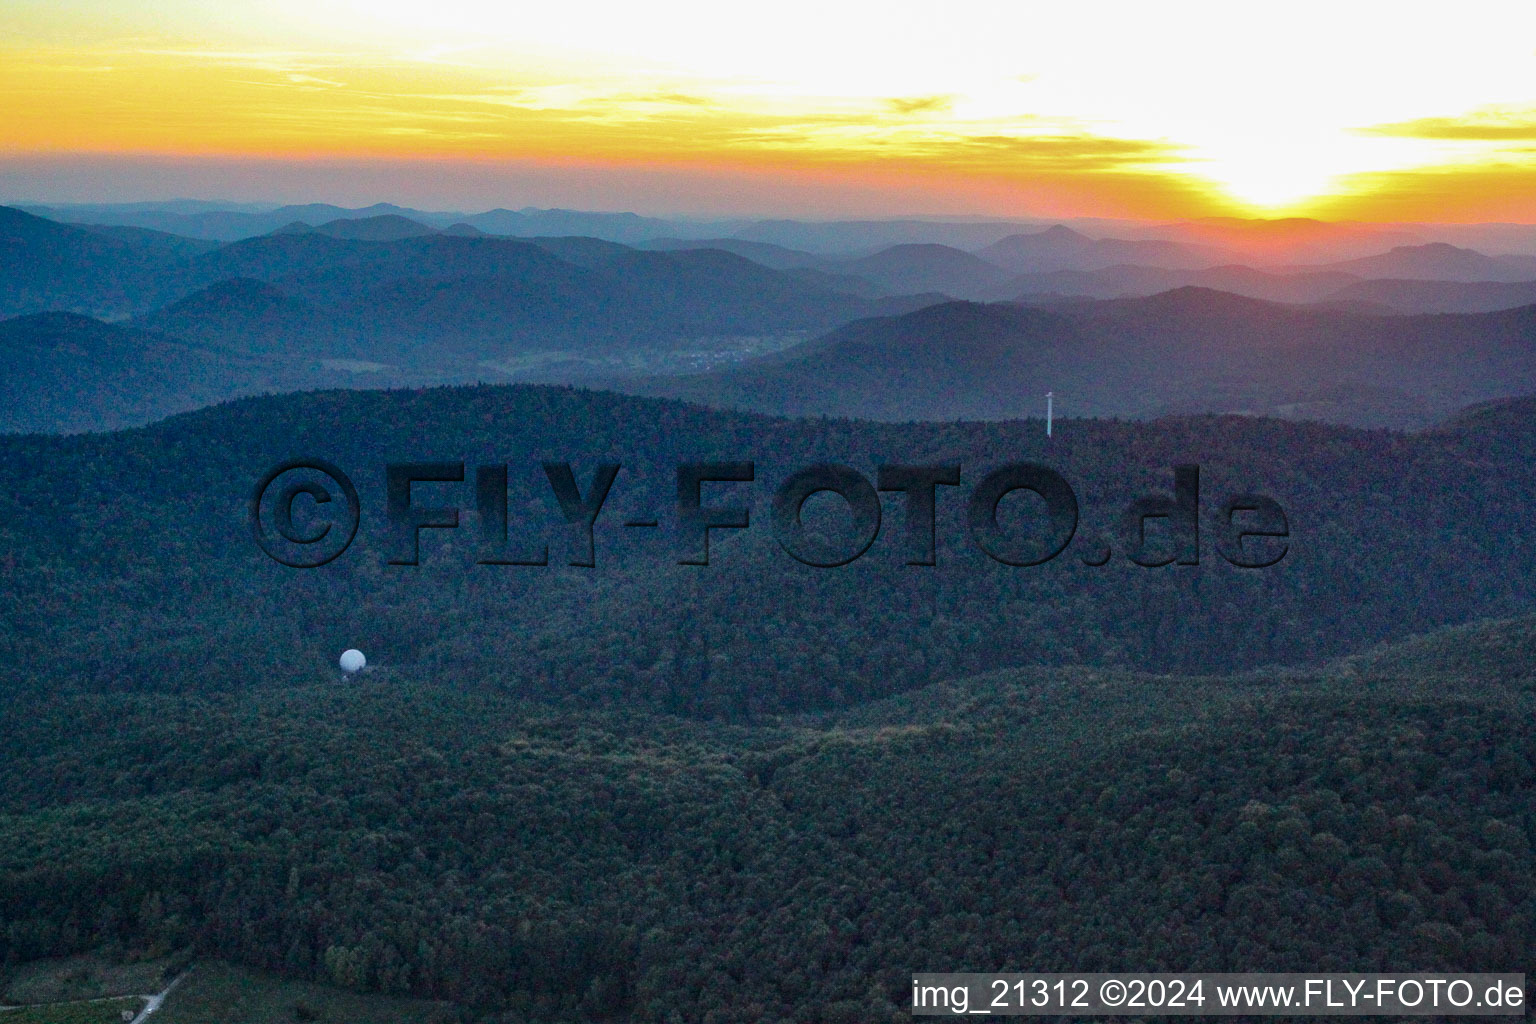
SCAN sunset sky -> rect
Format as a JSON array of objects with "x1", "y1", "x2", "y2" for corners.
[{"x1": 5, "y1": 0, "x2": 1536, "y2": 220}]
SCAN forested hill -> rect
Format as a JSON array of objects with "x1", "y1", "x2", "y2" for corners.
[
  {"x1": 0, "y1": 616, "x2": 1531, "y2": 1020},
  {"x1": 2, "y1": 385, "x2": 1534, "y2": 1021},
  {"x1": 631, "y1": 291, "x2": 1536, "y2": 428},
  {"x1": 2, "y1": 384, "x2": 1535, "y2": 712}
]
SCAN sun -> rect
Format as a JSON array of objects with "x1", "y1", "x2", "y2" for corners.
[
  {"x1": 1175, "y1": 129, "x2": 1455, "y2": 216},
  {"x1": 1195, "y1": 154, "x2": 1343, "y2": 215}
]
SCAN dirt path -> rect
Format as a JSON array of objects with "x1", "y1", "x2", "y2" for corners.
[{"x1": 126, "y1": 970, "x2": 191, "y2": 1024}]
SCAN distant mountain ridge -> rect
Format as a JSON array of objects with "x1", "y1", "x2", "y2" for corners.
[
  {"x1": 0, "y1": 201, "x2": 942, "y2": 362},
  {"x1": 20, "y1": 201, "x2": 742, "y2": 244},
  {"x1": 835, "y1": 243, "x2": 1015, "y2": 298},
  {"x1": 1002, "y1": 248, "x2": 1536, "y2": 314},
  {"x1": 14, "y1": 200, "x2": 1536, "y2": 433},
  {"x1": 631, "y1": 287, "x2": 1536, "y2": 428},
  {"x1": 979, "y1": 224, "x2": 1239, "y2": 273},
  {"x1": 1324, "y1": 278, "x2": 1536, "y2": 314},
  {"x1": 148, "y1": 231, "x2": 938, "y2": 364},
  {"x1": 637, "y1": 236, "x2": 828, "y2": 269},
  {"x1": 1311, "y1": 241, "x2": 1536, "y2": 283},
  {"x1": 1006, "y1": 263, "x2": 1362, "y2": 305},
  {"x1": 0, "y1": 206, "x2": 217, "y2": 318},
  {"x1": 0, "y1": 214, "x2": 954, "y2": 431},
  {"x1": 274, "y1": 213, "x2": 438, "y2": 240}
]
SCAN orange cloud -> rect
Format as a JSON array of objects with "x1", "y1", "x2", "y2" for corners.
[
  {"x1": 1309, "y1": 161, "x2": 1536, "y2": 222},
  {"x1": 1363, "y1": 109, "x2": 1536, "y2": 141}
]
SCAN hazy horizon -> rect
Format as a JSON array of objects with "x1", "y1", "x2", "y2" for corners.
[{"x1": 15, "y1": 188, "x2": 1536, "y2": 230}]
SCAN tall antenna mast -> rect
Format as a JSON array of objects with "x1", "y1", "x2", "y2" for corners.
[{"x1": 1046, "y1": 391, "x2": 1054, "y2": 437}]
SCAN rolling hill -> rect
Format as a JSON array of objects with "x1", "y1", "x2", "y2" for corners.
[
  {"x1": 639, "y1": 300, "x2": 1093, "y2": 419},
  {"x1": 1309, "y1": 242, "x2": 1536, "y2": 283},
  {"x1": 1005, "y1": 258, "x2": 1536, "y2": 315},
  {"x1": 636, "y1": 236, "x2": 828, "y2": 269},
  {"x1": 1004, "y1": 263, "x2": 1362, "y2": 304},
  {"x1": 0, "y1": 206, "x2": 216, "y2": 319},
  {"x1": 276, "y1": 214, "x2": 440, "y2": 241},
  {"x1": 833, "y1": 243, "x2": 1014, "y2": 298},
  {"x1": 0, "y1": 249, "x2": 378, "y2": 427},
  {"x1": 132, "y1": 278, "x2": 343, "y2": 356},
  {"x1": 0, "y1": 309, "x2": 472, "y2": 434},
  {"x1": 1322, "y1": 277, "x2": 1536, "y2": 314},
  {"x1": 0, "y1": 313, "x2": 279, "y2": 434},
  {"x1": 636, "y1": 288, "x2": 1536, "y2": 427}
]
